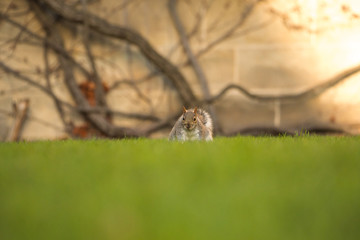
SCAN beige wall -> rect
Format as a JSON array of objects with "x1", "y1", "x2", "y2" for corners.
[{"x1": 1, "y1": 0, "x2": 360, "y2": 140}]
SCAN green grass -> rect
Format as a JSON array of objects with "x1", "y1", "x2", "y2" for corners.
[{"x1": 1, "y1": 136, "x2": 360, "y2": 240}]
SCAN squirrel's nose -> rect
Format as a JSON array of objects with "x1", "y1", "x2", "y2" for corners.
[{"x1": 186, "y1": 124, "x2": 190, "y2": 129}]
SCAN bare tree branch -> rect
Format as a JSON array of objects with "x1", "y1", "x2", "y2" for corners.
[
  {"x1": 168, "y1": 0, "x2": 221, "y2": 133},
  {"x1": 2, "y1": 15, "x2": 35, "y2": 62},
  {"x1": 28, "y1": 0, "x2": 165, "y2": 138},
  {"x1": 76, "y1": 107, "x2": 160, "y2": 121},
  {"x1": 33, "y1": 0, "x2": 198, "y2": 106},
  {"x1": 166, "y1": 0, "x2": 212, "y2": 59},
  {"x1": 107, "y1": 0, "x2": 140, "y2": 17},
  {"x1": 0, "y1": 107, "x2": 65, "y2": 132},
  {"x1": 205, "y1": 63, "x2": 360, "y2": 103},
  {"x1": 6, "y1": 99, "x2": 30, "y2": 141},
  {"x1": 169, "y1": 0, "x2": 211, "y2": 98},
  {"x1": 81, "y1": 0, "x2": 107, "y2": 107},
  {"x1": 121, "y1": 8, "x2": 152, "y2": 107},
  {"x1": 0, "y1": 58, "x2": 160, "y2": 124},
  {"x1": 34, "y1": 10, "x2": 134, "y2": 137},
  {"x1": 0, "y1": 61, "x2": 71, "y2": 105},
  {"x1": 108, "y1": 77, "x2": 152, "y2": 105},
  {"x1": 43, "y1": 43, "x2": 69, "y2": 131},
  {"x1": 0, "y1": 13, "x2": 93, "y2": 79},
  {"x1": 0, "y1": 59, "x2": 156, "y2": 125},
  {"x1": 195, "y1": 0, "x2": 263, "y2": 58},
  {"x1": 114, "y1": 0, "x2": 265, "y2": 94}
]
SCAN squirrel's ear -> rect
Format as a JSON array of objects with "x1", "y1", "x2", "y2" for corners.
[
  {"x1": 194, "y1": 107, "x2": 198, "y2": 114},
  {"x1": 182, "y1": 106, "x2": 187, "y2": 113}
]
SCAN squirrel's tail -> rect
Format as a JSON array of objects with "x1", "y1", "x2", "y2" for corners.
[{"x1": 197, "y1": 108, "x2": 213, "y2": 132}]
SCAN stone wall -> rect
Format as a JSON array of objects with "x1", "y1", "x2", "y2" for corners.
[{"x1": 1, "y1": 0, "x2": 360, "y2": 140}]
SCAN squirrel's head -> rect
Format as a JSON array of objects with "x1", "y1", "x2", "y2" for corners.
[{"x1": 182, "y1": 106, "x2": 198, "y2": 131}]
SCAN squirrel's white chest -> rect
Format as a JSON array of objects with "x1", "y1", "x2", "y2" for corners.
[{"x1": 181, "y1": 128, "x2": 200, "y2": 141}]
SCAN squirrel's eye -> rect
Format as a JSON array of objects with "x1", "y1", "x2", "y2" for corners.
[{"x1": 193, "y1": 117, "x2": 196, "y2": 121}]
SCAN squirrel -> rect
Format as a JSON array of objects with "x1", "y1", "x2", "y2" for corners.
[{"x1": 168, "y1": 106, "x2": 213, "y2": 141}]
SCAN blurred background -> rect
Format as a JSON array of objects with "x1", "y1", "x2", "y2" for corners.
[{"x1": 1, "y1": 0, "x2": 360, "y2": 140}]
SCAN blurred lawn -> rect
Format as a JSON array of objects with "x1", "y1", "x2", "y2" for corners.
[{"x1": 1, "y1": 136, "x2": 360, "y2": 240}]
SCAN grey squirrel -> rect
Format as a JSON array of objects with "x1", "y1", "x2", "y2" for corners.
[{"x1": 168, "y1": 106, "x2": 213, "y2": 141}]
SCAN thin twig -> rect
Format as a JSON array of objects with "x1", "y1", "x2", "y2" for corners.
[
  {"x1": 76, "y1": 106, "x2": 160, "y2": 121},
  {"x1": 0, "y1": 107, "x2": 65, "y2": 132},
  {"x1": 43, "y1": 43, "x2": 69, "y2": 129},
  {"x1": 81, "y1": 0, "x2": 107, "y2": 107},
  {"x1": 195, "y1": 0, "x2": 262, "y2": 58},
  {"x1": 0, "y1": 61, "x2": 68, "y2": 103},
  {"x1": 107, "y1": 0, "x2": 139, "y2": 17},
  {"x1": 6, "y1": 99, "x2": 30, "y2": 141},
  {"x1": 144, "y1": 110, "x2": 182, "y2": 136},
  {"x1": 0, "y1": 13, "x2": 93, "y2": 79},
  {"x1": 166, "y1": 0, "x2": 212, "y2": 59},
  {"x1": 122, "y1": 7, "x2": 152, "y2": 106}
]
